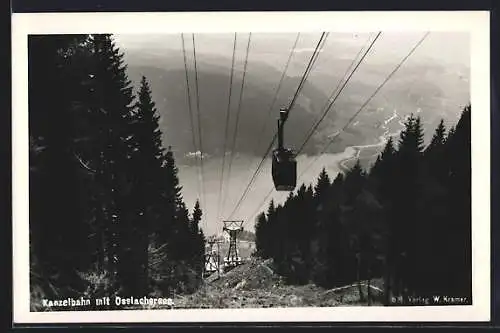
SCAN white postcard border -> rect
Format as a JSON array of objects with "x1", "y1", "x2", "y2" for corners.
[{"x1": 12, "y1": 10, "x2": 491, "y2": 323}]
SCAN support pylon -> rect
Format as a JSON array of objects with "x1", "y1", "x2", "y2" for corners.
[
  {"x1": 204, "y1": 238, "x2": 221, "y2": 275},
  {"x1": 222, "y1": 220, "x2": 244, "y2": 270}
]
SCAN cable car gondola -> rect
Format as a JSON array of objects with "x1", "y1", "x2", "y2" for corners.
[{"x1": 272, "y1": 108, "x2": 297, "y2": 191}]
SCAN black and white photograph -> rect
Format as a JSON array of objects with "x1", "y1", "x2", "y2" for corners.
[{"x1": 12, "y1": 11, "x2": 490, "y2": 323}]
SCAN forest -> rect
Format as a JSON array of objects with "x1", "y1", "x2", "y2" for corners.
[
  {"x1": 255, "y1": 106, "x2": 472, "y2": 305},
  {"x1": 29, "y1": 34, "x2": 205, "y2": 310}
]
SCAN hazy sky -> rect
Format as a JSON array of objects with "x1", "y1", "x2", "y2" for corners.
[
  {"x1": 114, "y1": 31, "x2": 470, "y2": 69},
  {"x1": 113, "y1": 32, "x2": 470, "y2": 236}
]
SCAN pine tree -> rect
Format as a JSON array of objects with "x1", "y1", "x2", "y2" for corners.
[
  {"x1": 131, "y1": 75, "x2": 165, "y2": 187},
  {"x1": 156, "y1": 146, "x2": 181, "y2": 246},
  {"x1": 152, "y1": 146, "x2": 205, "y2": 294},
  {"x1": 287, "y1": 184, "x2": 314, "y2": 284},
  {"x1": 126, "y1": 75, "x2": 167, "y2": 296},
  {"x1": 264, "y1": 199, "x2": 287, "y2": 273},
  {"x1": 427, "y1": 119, "x2": 447, "y2": 152},
  {"x1": 397, "y1": 114, "x2": 425, "y2": 164},
  {"x1": 190, "y1": 200, "x2": 205, "y2": 284},
  {"x1": 447, "y1": 126, "x2": 456, "y2": 140},
  {"x1": 371, "y1": 137, "x2": 395, "y2": 179},
  {"x1": 266, "y1": 200, "x2": 276, "y2": 223},
  {"x1": 29, "y1": 35, "x2": 95, "y2": 292},
  {"x1": 423, "y1": 119, "x2": 446, "y2": 177},
  {"x1": 389, "y1": 113, "x2": 426, "y2": 299},
  {"x1": 442, "y1": 105, "x2": 471, "y2": 297},
  {"x1": 85, "y1": 34, "x2": 143, "y2": 297},
  {"x1": 331, "y1": 172, "x2": 344, "y2": 194},
  {"x1": 344, "y1": 160, "x2": 365, "y2": 206},
  {"x1": 255, "y1": 212, "x2": 269, "y2": 258},
  {"x1": 314, "y1": 168, "x2": 331, "y2": 201},
  {"x1": 191, "y1": 200, "x2": 202, "y2": 235},
  {"x1": 413, "y1": 116, "x2": 425, "y2": 153}
]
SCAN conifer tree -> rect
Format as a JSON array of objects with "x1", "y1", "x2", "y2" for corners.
[
  {"x1": 288, "y1": 184, "x2": 314, "y2": 283},
  {"x1": 331, "y1": 172, "x2": 344, "y2": 194},
  {"x1": 127, "y1": 75, "x2": 166, "y2": 296},
  {"x1": 442, "y1": 105, "x2": 471, "y2": 297},
  {"x1": 390, "y1": 114, "x2": 426, "y2": 299},
  {"x1": 191, "y1": 200, "x2": 202, "y2": 235},
  {"x1": 372, "y1": 137, "x2": 398, "y2": 209},
  {"x1": 190, "y1": 200, "x2": 205, "y2": 283},
  {"x1": 371, "y1": 137, "x2": 395, "y2": 179},
  {"x1": 170, "y1": 199, "x2": 191, "y2": 262},
  {"x1": 85, "y1": 34, "x2": 142, "y2": 296},
  {"x1": 314, "y1": 168, "x2": 331, "y2": 201},
  {"x1": 267, "y1": 199, "x2": 276, "y2": 220},
  {"x1": 255, "y1": 212, "x2": 269, "y2": 258},
  {"x1": 29, "y1": 35, "x2": 95, "y2": 291},
  {"x1": 427, "y1": 119, "x2": 447, "y2": 152},
  {"x1": 156, "y1": 146, "x2": 181, "y2": 246},
  {"x1": 344, "y1": 160, "x2": 365, "y2": 206}
]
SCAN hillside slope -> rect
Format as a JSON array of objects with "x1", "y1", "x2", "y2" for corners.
[
  {"x1": 123, "y1": 51, "x2": 469, "y2": 161},
  {"x1": 176, "y1": 258, "x2": 385, "y2": 309},
  {"x1": 125, "y1": 58, "x2": 334, "y2": 159}
]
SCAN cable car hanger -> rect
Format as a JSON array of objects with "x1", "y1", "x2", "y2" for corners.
[
  {"x1": 272, "y1": 107, "x2": 297, "y2": 192},
  {"x1": 226, "y1": 32, "x2": 327, "y2": 220}
]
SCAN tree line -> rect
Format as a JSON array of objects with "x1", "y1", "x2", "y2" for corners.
[
  {"x1": 238, "y1": 230, "x2": 256, "y2": 241},
  {"x1": 255, "y1": 106, "x2": 472, "y2": 305},
  {"x1": 29, "y1": 34, "x2": 205, "y2": 310}
]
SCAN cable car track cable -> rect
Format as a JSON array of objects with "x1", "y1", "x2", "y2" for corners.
[
  {"x1": 255, "y1": 32, "x2": 301, "y2": 153},
  {"x1": 216, "y1": 32, "x2": 238, "y2": 222},
  {"x1": 245, "y1": 31, "x2": 430, "y2": 226},
  {"x1": 287, "y1": 32, "x2": 328, "y2": 112},
  {"x1": 296, "y1": 31, "x2": 430, "y2": 190},
  {"x1": 227, "y1": 32, "x2": 328, "y2": 220},
  {"x1": 241, "y1": 32, "x2": 377, "y2": 223},
  {"x1": 225, "y1": 33, "x2": 302, "y2": 221},
  {"x1": 228, "y1": 32, "x2": 328, "y2": 220},
  {"x1": 181, "y1": 33, "x2": 202, "y2": 207},
  {"x1": 243, "y1": 33, "x2": 301, "y2": 203},
  {"x1": 296, "y1": 31, "x2": 382, "y2": 155},
  {"x1": 220, "y1": 32, "x2": 252, "y2": 218},
  {"x1": 191, "y1": 34, "x2": 208, "y2": 227}
]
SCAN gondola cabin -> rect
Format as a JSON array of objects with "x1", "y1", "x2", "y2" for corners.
[
  {"x1": 272, "y1": 148, "x2": 297, "y2": 191},
  {"x1": 272, "y1": 108, "x2": 297, "y2": 191}
]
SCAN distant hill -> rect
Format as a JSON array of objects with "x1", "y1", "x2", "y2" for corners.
[
  {"x1": 305, "y1": 59, "x2": 469, "y2": 148},
  {"x1": 123, "y1": 49, "x2": 469, "y2": 162},
  {"x1": 124, "y1": 54, "x2": 334, "y2": 162}
]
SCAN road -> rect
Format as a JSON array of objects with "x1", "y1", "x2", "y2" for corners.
[{"x1": 338, "y1": 108, "x2": 405, "y2": 172}]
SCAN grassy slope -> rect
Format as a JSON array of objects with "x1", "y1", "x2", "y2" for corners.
[{"x1": 176, "y1": 258, "x2": 385, "y2": 309}]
